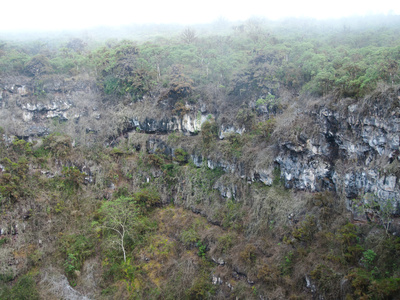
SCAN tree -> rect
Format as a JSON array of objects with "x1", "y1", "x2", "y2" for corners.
[
  {"x1": 66, "y1": 38, "x2": 87, "y2": 54},
  {"x1": 181, "y1": 27, "x2": 197, "y2": 44},
  {"x1": 24, "y1": 54, "x2": 53, "y2": 76},
  {"x1": 62, "y1": 166, "x2": 85, "y2": 191},
  {"x1": 0, "y1": 157, "x2": 29, "y2": 202},
  {"x1": 201, "y1": 120, "x2": 218, "y2": 146},
  {"x1": 97, "y1": 197, "x2": 139, "y2": 262},
  {"x1": 162, "y1": 64, "x2": 194, "y2": 100},
  {"x1": 352, "y1": 194, "x2": 397, "y2": 234}
]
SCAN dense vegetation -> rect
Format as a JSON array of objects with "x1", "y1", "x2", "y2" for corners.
[
  {"x1": 1, "y1": 16, "x2": 400, "y2": 101},
  {"x1": 1, "y1": 16, "x2": 400, "y2": 299}
]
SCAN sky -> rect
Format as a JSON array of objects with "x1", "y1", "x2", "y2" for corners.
[{"x1": 1, "y1": 0, "x2": 399, "y2": 32}]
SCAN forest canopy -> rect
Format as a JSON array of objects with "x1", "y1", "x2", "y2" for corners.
[{"x1": 1, "y1": 16, "x2": 400, "y2": 100}]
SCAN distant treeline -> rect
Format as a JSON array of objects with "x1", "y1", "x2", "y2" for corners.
[{"x1": 1, "y1": 15, "x2": 400, "y2": 99}]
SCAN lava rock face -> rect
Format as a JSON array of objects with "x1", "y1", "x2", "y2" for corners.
[
  {"x1": 274, "y1": 92, "x2": 400, "y2": 213},
  {"x1": 1, "y1": 75, "x2": 399, "y2": 213}
]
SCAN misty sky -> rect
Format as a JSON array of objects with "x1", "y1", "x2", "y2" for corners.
[{"x1": 1, "y1": 0, "x2": 399, "y2": 31}]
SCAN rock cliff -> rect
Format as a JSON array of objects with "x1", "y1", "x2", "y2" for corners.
[{"x1": 1, "y1": 75, "x2": 399, "y2": 223}]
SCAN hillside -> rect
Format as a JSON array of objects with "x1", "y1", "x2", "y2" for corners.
[{"x1": 1, "y1": 16, "x2": 400, "y2": 299}]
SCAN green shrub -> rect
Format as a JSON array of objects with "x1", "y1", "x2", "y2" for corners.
[
  {"x1": 223, "y1": 133, "x2": 244, "y2": 158},
  {"x1": 257, "y1": 263, "x2": 280, "y2": 285},
  {"x1": 369, "y1": 277, "x2": 400, "y2": 299},
  {"x1": 33, "y1": 144, "x2": 50, "y2": 159},
  {"x1": 240, "y1": 244, "x2": 257, "y2": 264},
  {"x1": 43, "y1": 134, "x2": 72, "y2": 158},
  {"x1": 281, "y1": 251, "x2": 294, "y2": 275},
  {"x1": 161, "y1": 163, "x2": 179, "y2": 185},
  {"x1": 11, "y1": 139, "x2": 32, "y2": 156},
  {"x1": 256, "y1": 94, "x2": 276, "y2": 107},
  {"x1": 64, "y1": 253, "x2": 78, "y2": 276},
  {"x1": 25, "y1": 54, "x2": 53, "y2": 76},
  {"x1": 62, "y1": 166, "x2": 85, "y2": 192},
  {"x1": 292, "y1": 215, "x2": 317, "y2": 242},
  {"x1": 0, "y1": 269, "x2": 14, "y2": 284},
  {"x1": 0, "y1": 157, "x2": 29, "y2": 202},
  {"x1": 217, "y1": 233, "x2": 236, "y2": 253},
  {"x1": 197, "y1": 241, "x2": 207, "y2": 258},
  {"x1": 201, "y1": 120, "x2": 218, "y2": 147},
  {"x1": 59, "y1": 234, "x2": 94, "y2": 279},
  {"x1": 0, "y1": 274, "x2": 40, "y2": 300},
  {"x1": 133, "y1": 187, "x2": 161, "y2": 209},
  {"x1": 0, "y1": 238, "x2": 8, "y2": 247},
  {"x1": 310, "y1": 264, "x2": 341, "y2": 298},
  {"x1": 361, "y1": 249, "x2": 377, "y2": 269},
  {"x1": 253, "y1": 118, "x2": 276, "y2": 140},
  {"x1": 173, "y1": 148, "x2": 188, "y2": 164},
  {"x1": 28, "y1": 249, "x2": 44, "y2": 267},
  {"x1": 185, "y1": 270, "x2": 216, "y2": 299},
  {"x1": 181, "y1": 227, "x2": 200, "y2": 246},
  {"x1": 222, "y1": 199, "x2": 244, "y2": 230},
  {"x1": 337, "y1": 222, "x2": 364, "y2": 264},
  {"x1": 148, "y1": 154, "x2": 164, "y2": 167},
  {"x1": 236, "y1": 108, "x2": 255, "y2": 128}
]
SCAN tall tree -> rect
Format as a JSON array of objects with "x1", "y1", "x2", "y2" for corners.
[{"x1": 97, "y1": 197, "x2": 139, "y2": 262}]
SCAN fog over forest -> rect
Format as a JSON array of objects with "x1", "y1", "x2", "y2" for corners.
[{"x1": 0, "y1": 0, "x2": 399, "y2": 31}]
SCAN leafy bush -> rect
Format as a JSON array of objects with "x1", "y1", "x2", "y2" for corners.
[
  {"x1": 257, "y1": 263, "x2": 280, "y2": 285},
  {"x1": 292, "y1": 215, "x2": 317, "y2": 243},
  {"x1": 173, "y1": 148, "x2": 188, "y2": 164},
  {"x1": 240, "y1": 244, "x2": 257, "y2": 264},
  {"x1": 96, "y1": 196, "x2": 140, "y2": 262},
  {"x1": 201, "y1": 120, "x2": 218, "y2": 147},
  {"x1": 337, "y1": 222, "x2": 364, "y2": 264},
  {"x1": 59, "y1": 234, "x2": 94, "y2": 279},
  {"x1": 185, "y1": 269, "x2": 216, "y2": 299},
  {"x1": 24, "y1": 54, "x2": 53, "y2": 76},
  {"x1": 222, "y1": 199, "x2": 244, "y2": 230},
  {"x1": 133, "y1": 187, "x2": 161, "y2": 209},
  {"x1": 164, "y1": 64, "x2": 193, "y2": 99},
  {"x1": 217, "y1": 233, "x2": 236, "y2": 253},
  {"x1": 147, "y1": 154, "x2": 165, "y2": 167},
  {"x1": 256, "y1": 94, "x2": 276, "y2": 107},
  {"x1": 11, "y1": 139, "x2": 32, "y2": 156},
  {"x1": 352, "y1": 194, "x2": 396, "y2": 234},
  {"x1": 196, "y1": 241, "x2": 207, "y2": 258},
  {"x1": 181, "y1": 227, "x2": 200, "y2": 247},
  {"x1": 61, "y1": 166, "x2": 85, "y2": 192},
  {"x1": 236, "y1": 108, "x2": 255, "y2": 129},
  {"x1": 0, "y1": 274, "x2": 40, "y2": 300},
  {"x1": 252, "y1": 118, "x2": 276, "y2": 140},
  {"x1": 0, "y1": 157, "x2": 29, "y2": 202},
  {"x1": 42, "y1": 133, "x2": 72, "y2": 158},
  {"x1": 223, "y1": 133, "x2": 244, "y2": 158},
  {"x1": 310, "y1": 264, "x2": 341, "y2": 298},
  {"x1": 361, "y1": 249, "x2": 377, "y2": 269},
  {"x1": 281, "y1": 251, "x2": 294, "y2": 275}
]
